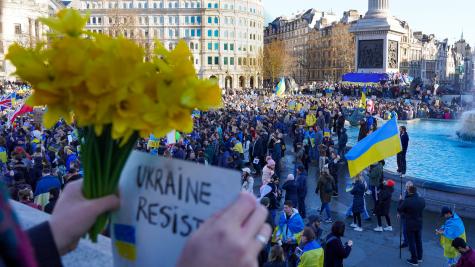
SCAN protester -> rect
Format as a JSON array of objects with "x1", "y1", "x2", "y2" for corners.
[
  {"x1": 297, "y1": 227, "x2": 324, "y2": 267},
  {"x1": 398, "y1": 185, "x2": 426, "y2": 266},
  {"x1": 241, "y1": 167, "x2": 255, "y2": 194},
  {"x1": 316, "y1": 166, "x2": 335, "y2": 223},
  {"x1": 307, "y1": 215, "x2": 324, "y2": 243},
  {"x1": 283, "y1": 174, "x2": 299, "y2": 209},
  {"x1": 274, "y1": 200, "x2": 305, "y2": 267},
  {"x1": 368, "y1": 161, "x2": 384, "y2": 211},
  {"x1": 437, "y1": 207, "x2": 467, "y2": 266},
  {"x1": 296, "y1": 166, "x2": 308, "y2": 218},
  {"x1": 263, "y1": 245, "x2": 286, "y2": 267},
  {"x1": 324, "y1": 221, "x2": 352, "y2": 267},
  {"x1": 350, "y1": 174, "x2": 366, "y2": 232},
  {"x1": 373, "y1": 179, "x2": 395, "y2": 232},
  {"x1": 451, "y1": 238, "x2": 475, "y2": 267},
  {"x1": 397, "y1": 126, "x2": 409, "y2": 175}
]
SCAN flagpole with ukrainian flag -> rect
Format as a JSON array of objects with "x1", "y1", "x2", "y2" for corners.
[
  {"x1": 359, "y1": 86, "x2": 367, "y2": 110},
  {"x1": 345, "y1": 117, "x2": 401, "y2": 178},
  {"x1": 275, "y1": 77, "x2": 286, "y2": 97}
]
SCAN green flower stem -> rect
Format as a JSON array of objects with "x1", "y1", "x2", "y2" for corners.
[{"x1": 81, "y1": 125, "x2": 138, "y2": 242}]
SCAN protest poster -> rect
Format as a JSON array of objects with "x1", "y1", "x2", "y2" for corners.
[{"x1": 111, "y1": 151, "x2": 241, "y2": 267}]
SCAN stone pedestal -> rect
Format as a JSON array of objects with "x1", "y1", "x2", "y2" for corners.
[{"x1": 350, "y1": 0, "x2": 405, "y2": 73}]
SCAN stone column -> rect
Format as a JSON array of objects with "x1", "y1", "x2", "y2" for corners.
[{"x1": 366, "y1": 0, "x2": 390, "y2": 19}]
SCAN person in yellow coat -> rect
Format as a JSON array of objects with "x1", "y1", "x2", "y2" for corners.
[{"x1": 297, "y1": 227, "x2": 324, "y2": 267}]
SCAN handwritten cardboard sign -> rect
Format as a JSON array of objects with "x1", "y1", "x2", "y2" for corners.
[{"x1": 111, "y1": 151, "x2": 241, "y2": 267}]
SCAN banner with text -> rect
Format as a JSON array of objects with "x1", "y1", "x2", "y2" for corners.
[{"x1": 111, "y1": 151, "x2": 241, "y2": 267}]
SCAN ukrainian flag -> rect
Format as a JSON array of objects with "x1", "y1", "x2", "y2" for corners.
[
  {"x1": 345, "y1": 117, "x2": 402, "y2": 177},
  {"x1": 114, "y1": 224, "x2": 137, "y2": 261},
  {"x1": 359, "y1": 87, "x2": 367, "y2": 109},
  {"x1": 275, "y1": 77, "x2": 286, "y2": 97}
]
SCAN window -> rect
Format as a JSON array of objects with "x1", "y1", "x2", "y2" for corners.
[
  {"x1": 191, "y1": 29, "x2": 195, "y2": 37},
  {"x1": 169, "y1": 16, "x2": 173, "y2": 24},
  {"x1": 238, "y1": 58, "x2": 242, "y2": 65},
  {"x1": 214, "y1": 17, "x2": 218, "y2": 24},
  {"x1": 208, "y1": 43, "x2": 212, "y2": 50},
  {"x1": 195, "y1": 59, "x2": 199, "y2": 65},
  {"x1": 169, "y1": 29, "x2": 173, "y2": 37},
  {"x1": 197, "y1": 29, "x2": 201, "y2": 36},
  {"x1": 14, "y1": 24, "x2": 22, "y2": 34},
  {"x1": 230, "y1": 57, "x2": 234, "y2": 65},
  {"x1": 185, "y1": 16, "x2": 189, "y2": 24},
  {"x1": 214, "y1": 57, "x2": 219, "y2": 65},
  {"x1": 191, "y1": 16, "x2": 195, "y2": 24},
  {"x1": 154, "y1": 3, "x2": 157, "y2": 8},
  {"x1": 169, "y1": 2, "x2": 172, "y2": 8},
  {"x1": 214, "y1": 30, "x2": 219, "y2": 37},
  {"x1": 214, "y1": 43, "x2": 219, "y2": 50},
  {"x1": 230, "y1": 44, "x2": 234, "y2": 51},
  {"x1": 224, "y1": 43, "x2": 228, "y2": 50},
  {"x1": 224, "y1": 57, "x2": 228, "y2": 65},
  {"x1": 138, "y1": 3, "x2": 142, "y2": 8},
  {"x1": 185, "y1": 29, "x2": 190, "y2": 37},
  {"x1": 208, "y1": 17, "x2": 212, "y2": 24},
  {"x1": 214, "y1": 3, "x2": 218, "y2": 8},
  {"x1": 208, "y1": 3, "x2": 212, "y2": 8},
  {"x1": 208, "y1": 56, "x2": 212, "y2": 65},
  {"x1": 197, "y1": 16, "x2": 201, "y2": 24},
  {"x1": 160, "y1": 16, "x2": 164, "y2": 24},
  {"x1": 207, "y1": 30, "x2": 212, "y2": 37}
]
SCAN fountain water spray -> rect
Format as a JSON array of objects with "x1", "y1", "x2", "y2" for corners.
[{"x1": 457, "y1": 110, "x2": 475, "y2": 141}]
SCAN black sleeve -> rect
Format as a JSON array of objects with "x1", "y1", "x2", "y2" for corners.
[{"x1": 27, "y1": 222, "x2": 63, "y2": 267}]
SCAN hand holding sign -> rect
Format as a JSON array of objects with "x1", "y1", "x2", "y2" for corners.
[{"x1": 177, "y1": 193, "x2": 271, "y2": 267}]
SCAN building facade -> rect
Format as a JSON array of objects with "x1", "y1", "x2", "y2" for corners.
[
  {"x1": 307, "y1": 13, "x2": 359, "y2": 82},
  {"x1": 76, "y1": 0, "x2": 264, "y2": 90},
  {"x1": 264, "y1": 9, "x2": 337, "y2": 84},
  {"x1": 0, "y1": 0, "x2": 64, "y2": 79}
]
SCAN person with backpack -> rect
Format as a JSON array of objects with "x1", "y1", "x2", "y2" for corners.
[
  {"x1": 324, "y1": 221, "x2": 352, "y2": 267},
  {"x1": 316, "y1": 166, "x2": 335, "y2": 223}
]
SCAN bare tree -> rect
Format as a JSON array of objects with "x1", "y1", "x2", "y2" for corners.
[{"x1": 263, "y1": 40, "x2": 288, "y2": 86}]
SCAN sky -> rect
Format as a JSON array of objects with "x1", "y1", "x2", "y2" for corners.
[{"x1": 262, "y1": 0, "x2": 474, "y2": 45}]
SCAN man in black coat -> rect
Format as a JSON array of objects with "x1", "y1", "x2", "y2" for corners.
[
  {"x1": 295, "y1": 166, "x2": 307, "y2": 218},
  {"x1": 397, "y1": 185, "x2": 426, "y2": 266},
  {"x1": 397, "y1": 126, "x2": 409, "y2": 175}
]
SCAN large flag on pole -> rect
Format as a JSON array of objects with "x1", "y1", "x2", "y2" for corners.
[
  {"x1": 345, "y1": 117, "x2": 402, "y2": 177},
  {"x1": 8, "y1": 103, "x2": 34, "y2": 124},
  {"x1": 275, "y1": 77, "x2": 286, "y2": 97}
]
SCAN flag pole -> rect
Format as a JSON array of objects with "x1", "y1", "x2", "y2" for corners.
[{"x1": 399, "y1": 173, "x2": 403, "y2": 259}]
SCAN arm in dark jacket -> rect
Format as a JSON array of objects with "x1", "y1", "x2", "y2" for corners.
[
  {"x1": 333, "y1": 239, "x2": 352, "y2": 259},
  {"x1": 27, "y1": 222, "x2": 63, "y2": 267}
]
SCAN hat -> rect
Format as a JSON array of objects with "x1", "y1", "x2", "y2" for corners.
[
  {"x1": 440, "y1": 206, "x2": 452, "y2": 217},
  {"x1": 385, "y1": 179, "x2": 396, "y2": 187},
  {"x1": 307, "y1": 215, "x2": 322, "y2": 224},
  {"x1": 242, "y1": 167, "x2": 251, "y2": 174}
]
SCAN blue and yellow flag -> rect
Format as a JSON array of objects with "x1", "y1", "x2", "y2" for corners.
[
  {"x1": 114, "y1": 224, "x2": 137, "y2": 261},
  {"x1": 275, "y1": 77, "x2": 286, "y2": 97},
  {"x1": 345, "y1": 117, "x2": 402, "y2": 177},
  {"x1": 359, "y1": 87, "x2": 367, "y2": 109}
]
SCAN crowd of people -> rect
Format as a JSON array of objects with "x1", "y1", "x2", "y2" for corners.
[{"x1": 0, "y1": 79, "x2": 474, "y2": 267}]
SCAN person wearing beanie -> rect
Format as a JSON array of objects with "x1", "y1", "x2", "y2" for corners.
[{"x1": 374, "y1": 179, "x2": 395, "y2": 232}]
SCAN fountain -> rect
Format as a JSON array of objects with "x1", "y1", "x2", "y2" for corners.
[{"x1": 456, "y1": 110, "x2": 475, "y2": 141}]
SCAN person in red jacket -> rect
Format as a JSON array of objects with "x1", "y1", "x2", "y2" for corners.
[{"x1": 452, "y1": 238, "x2": 475, "y2": 267}]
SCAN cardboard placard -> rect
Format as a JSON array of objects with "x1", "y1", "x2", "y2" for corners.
[{"x1": 111, "y1": 151, "x2": 241, "y2": 267}]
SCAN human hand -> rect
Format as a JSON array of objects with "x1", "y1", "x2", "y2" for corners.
[
  {"x1": 176, "y1": 192, "x2": 271, "y2": 267},
  {"x1": 347, "y1": 240, "x2": 353, "y2": 247},
  {"x1": 436, "y1": 229, "x2": 444, "y2": 235},
  {"x1": 49, "y1": 180, "x2": 120, "y2": 255}
]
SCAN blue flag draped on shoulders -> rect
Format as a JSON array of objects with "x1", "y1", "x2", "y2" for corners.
[
  {"x1": 346, "y1": 117, "x2": 402, "y2": 177},
  {"x1": 275, "y1": 77, "x2": 286, "y2": 97},
  {"x1": 440, "y1": 213, "x2": 466, "y2": 261}
]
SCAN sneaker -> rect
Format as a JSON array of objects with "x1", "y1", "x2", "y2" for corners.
[
  {"x1": 332, "y1": 193, "x2": 339, "y2": 198},
  {"x1": 406, "y1": 259, "x2": 418, "y2": 266},
  {"x1": 350, "y1": 223, "x2": 358, "y2": 228},
  {"x1": 374, "y1": 226, "x2": 383, "y2": 232},
  {"x1": 324, "y1": 218, "x2": 333, "y2": 223},
  {"x1": 354, "y1": 227, "x2": 363, "y2": 232},
  {"x1": 418, "y1": 259, "x2": 423, "y2": 263},
  {"x1": 400, "y1": 243, "x2": 408, "y2": 248},
  {"x1": 384, "y1": 226, "x2": 393, "y2": 231}
]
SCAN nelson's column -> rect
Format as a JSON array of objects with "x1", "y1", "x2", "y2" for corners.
[{"x1": 350, "y1": 0, "x2": 405, "y2": 73}]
